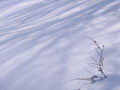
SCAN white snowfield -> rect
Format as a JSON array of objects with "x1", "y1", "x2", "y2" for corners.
[{"x1": 0, "y1": 0, "x2": 120, "y2": 90}]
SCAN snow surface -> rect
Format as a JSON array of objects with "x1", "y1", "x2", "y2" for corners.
[{"x1": 0, "y1": 0, "x2": 120, "y2": 90}]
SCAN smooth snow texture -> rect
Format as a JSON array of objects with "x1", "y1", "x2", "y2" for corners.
[{"x1": 0, "y1": 0, "x2": 120, "y2": 90}]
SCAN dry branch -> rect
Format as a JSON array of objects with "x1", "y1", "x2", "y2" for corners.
[
  {"x1": 72, "y1": 37, "x2": 107, "y2": 88},
  {"x1": 86, "y1": 37, "x2": 107, "y2": 78}
]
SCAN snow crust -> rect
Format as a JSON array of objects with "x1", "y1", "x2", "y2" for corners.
[{"x1": 0, "y1": 0, "x2": 120, "y2": 90}]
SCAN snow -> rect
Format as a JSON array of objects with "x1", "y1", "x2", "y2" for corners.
[{"x1": 0, "y1": 0, "x2": 120, "y2": 90}]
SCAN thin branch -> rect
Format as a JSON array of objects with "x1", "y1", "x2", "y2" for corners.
[
  {"x1": 91, "y1": 56, "x2": 98, "y2": 64},
  {"x1": 85, "y1": 68, "x2": 97, "y2": 76}
]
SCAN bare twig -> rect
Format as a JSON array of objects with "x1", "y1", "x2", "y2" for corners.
[
  {"x1": 72, "y1": 37, "x2": 107, "y2": 86},
  {"x1": 86, "y1": 37, "x2": 107, "y2": 78},
  {"x1": 85, "y1": 68, "x2": 97, "y2": 76}
]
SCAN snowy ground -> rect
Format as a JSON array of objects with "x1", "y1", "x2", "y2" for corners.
[{"x1": 0, "y1": 0, "x2": 120, "y2": 90}]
